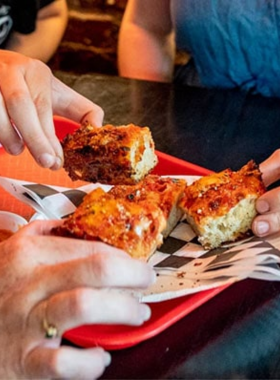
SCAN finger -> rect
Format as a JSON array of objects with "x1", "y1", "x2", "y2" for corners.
[
  {"x1": 51, "y1": 77, "x2": 104, "y2": 127},
  {"x1": 25, "y1": 345, "x2": 111, "y2": 380},
  {"x1": 252, "y1": 187, "x2": 280, "y2": 236},
  {"x1": 256, "y1": 187, "x2": 280, "y2": 214},
  {"x1": 260, "y1": 149, "x2": 280, "y2": 187},
  {"x1": 252, "y1": 211, "x2": 280, "y2": 237},
  {"x1": 24, "y1": 67, "x2": 64, "y2": 164},
  {"x1": 13, "y1": 220, "x2": 131, "y2": 264},
  {"x1": 9, "y1": 221, "x2": 156, "y2": 289},
  {"x1": 26, "y1": 252, "x2": 155, "y2": 305},
  {"x1": 35, "y1": 251, "x2": 156, "y2": 297},
  {"x1": 0, "y1": 92, "x2": 24, "y2": 155},
  {"x1": 0, "y1": 63, "x2": 62, "y2": 170},
  {"x1": 31, "y1": 288, "x2": 151, "y2": 336}
]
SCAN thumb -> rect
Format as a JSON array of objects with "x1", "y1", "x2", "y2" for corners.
[{"x1": 260, "y1": 149, "x2": 280, "y2": 187}]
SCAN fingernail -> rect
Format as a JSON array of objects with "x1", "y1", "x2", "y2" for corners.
[
  {"x1": 256, "y1": 221, "x2": 269, "y2": 235},
  {"x1": 8, "y1": 143, "x2": 24, "y2": 155},
  {"x1": 104, "y1": 352, "x2": 111, "y2": 367},
  {"x1": 257, "y1": 200, "x2": 270, "y2": 213},
  {"x1": 140, "y1": 304, "x2": 151, "y2": 322},
  {"x1": 51, "y1": 156, "x2": 63, "y2": 171},
  {"x1": 38, "y1": 153, "x2": 56, "y2": 168}
]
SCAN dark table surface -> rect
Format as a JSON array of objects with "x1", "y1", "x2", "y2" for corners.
[{"x1": 56, "y1": 71, "x2": 280, "y2": 379}]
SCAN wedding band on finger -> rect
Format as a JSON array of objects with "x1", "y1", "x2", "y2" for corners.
[{"x1": 43, "y1": 303, "x2": 59, "y2": 339}]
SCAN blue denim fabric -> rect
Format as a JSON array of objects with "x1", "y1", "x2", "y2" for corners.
[{"x1": 171, "y1": 0, "x2": 280, "y2": 97}]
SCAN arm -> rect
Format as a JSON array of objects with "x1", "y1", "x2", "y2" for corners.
[
  {"x1": 252, "y1": 149, "x2": 280, "y2": 236},
  {"x1": 118, "y1": 0, "x2": 175, "y2": 82},
  {"x1": 4, "y1": 0, "x2": 68, "y2": 62}
]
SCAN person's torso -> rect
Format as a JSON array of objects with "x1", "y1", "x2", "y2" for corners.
[{"x1": 170, "y1": 0, "x2": 280, "y2": 97}]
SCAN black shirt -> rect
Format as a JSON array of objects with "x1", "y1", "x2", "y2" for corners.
[{"x1": 0, "y1": 0, "x2": 55, "y2": 47}]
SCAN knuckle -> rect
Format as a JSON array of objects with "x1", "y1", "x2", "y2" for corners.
[
  {"x1": 30, "y1": 58, "x2": 51, "y2": 75},
  {"x1": 272, "y1": 149, "x2": 280, "y2": 161},
  {"x1": 7, "y1": 235, "x2": 41, "y2": 275},
  {"x1": 6, "y1": 90, "x2": 29, "y2": 110},
  {"x1": 8, "y1": 235, "x2": 28, "y2": 262},
  {"x1": 89, "y1": 253, "x2": 110, "y2": 284},
  {"x1": 275, "y1": 212, "x2": 280, "y2": 230},
  {"x1": 272, "y1": 150, "x2": 280, "y2": 177},
  {"x1": 71, "y1": 288, "x2": 92, "y2": 316},
  {"x1": 262, "y1": 212, "x2": 280, "y2": 235},
  {"x1": 33, "y1": 95, "x2": 51, "y2": 114}
]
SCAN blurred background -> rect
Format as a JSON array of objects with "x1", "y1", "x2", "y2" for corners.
[
  {"x1": 48, "y1": 0, "x2": 128, "y2": 76},
  {"x1": 48, "y1": 0, "x2": 187, "y2": 76}
]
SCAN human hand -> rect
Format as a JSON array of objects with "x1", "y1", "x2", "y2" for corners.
[
  {"x1": 0, "y1": 50, "x2": 104, "y2": 170},
  {"x1": 252, "y1": 150, "x2": 280, "y2": 237},
  {"x1": 0, "y1": 220, "x2": 155, "y2": 379}
]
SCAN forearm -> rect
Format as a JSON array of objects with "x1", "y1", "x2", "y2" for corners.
[
  {"x1": 5, "y1": 0, "x2": 68, "y2": 62},
  {"x1": 118, "y1": 0, "x2": 175, "y2": 83},
  {"x1": 118, "y1": 22, "x2": 175, "y2": 83}
]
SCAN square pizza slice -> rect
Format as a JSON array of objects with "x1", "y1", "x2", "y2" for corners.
[
  {"x1": 52, "y1": 187, "x2": 166, "y2": 261},
  {"x1": 109, "y1": 174, "x2": 186, "y2": 238},
  {"x1": 62, "y1": 123, "x2": 158, "y2": 185},
  {"x1": 179, "y1": 160, "x2": 266, "y2": 249}
]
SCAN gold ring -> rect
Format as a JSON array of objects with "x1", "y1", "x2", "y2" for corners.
[
  {"x1": 43, "y1": 319, "x2": 59, "y2": 339},
  {"x1": 43, "y1": 303, "x2": 59, "y2": 339}
]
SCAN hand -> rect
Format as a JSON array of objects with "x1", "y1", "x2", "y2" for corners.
[
  {"x1": 0, "y1": 50, "x2": 104, "y2": 170},
  {"x1": 252, "y1": 149, "x2": 280, "y2": 237},
  {"x1": 0, "y1": 220, "x2": 155, "y2": 379}
]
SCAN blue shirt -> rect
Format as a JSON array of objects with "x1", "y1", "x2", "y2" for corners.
[{"x1": 171, "y1": 0, "x2": 280, "y2": 97}]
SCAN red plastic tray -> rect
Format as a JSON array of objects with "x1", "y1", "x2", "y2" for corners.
[
  {"x1": 51, "y1": 116, "x2": 230, "y2": 350},
  {"x1": 64, "y1": 285, "x2": 229, "y2": 350}
]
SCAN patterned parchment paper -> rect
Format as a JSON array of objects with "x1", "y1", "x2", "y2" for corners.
[{"x1": 0, "y1": 175, "x2": 280, "y2": 303}]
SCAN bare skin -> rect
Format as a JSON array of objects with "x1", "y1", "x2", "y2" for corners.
[
  {"x1": 0, "y1": 49, "x2": 154, "y2": 379},
  {"x1": 118, "y1": 0, "x2": 280, "y2": 240},
  {"x1": 0, "y1": 50, "x2": 104, "y2": 170},
  {"x1": 4, "y1": 0, "x2": 68, "y2": 63},
  {"x1": 0, "y1": 220, "x2": 155, "y2": 379},
  {"x1": 252, "y1": 150, "x2": 280, "y2": 238},
  {"x1": 118, "y1": 0, "x2": 175, "y2": 82}
]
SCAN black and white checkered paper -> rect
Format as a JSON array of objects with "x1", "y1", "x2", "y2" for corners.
[{"x1": 1, "y1": 175, "x2": 280, "y2": 303}]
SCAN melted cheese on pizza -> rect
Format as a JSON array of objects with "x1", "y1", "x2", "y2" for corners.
[
  {"x1": 179, "y1": 160, "x2": 266, "y2": 249},
  {"x1": 180, "y1": 161, "x2": 266, "y2": 222},
  {"x1": 109, "y1": 175, "x2": 186, "y2": 237},
  {"x1": 53, "y1": 187, "x2": 166, "y2": 261}
]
